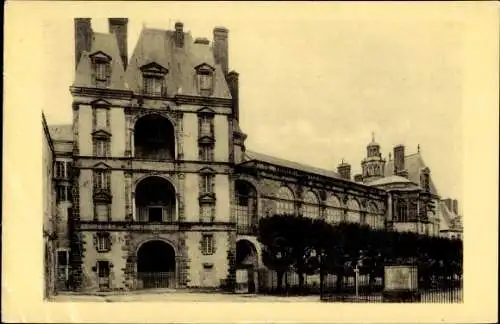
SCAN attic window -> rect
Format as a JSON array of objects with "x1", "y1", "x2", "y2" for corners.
[
  {"x1": 91, "y1": 56, "x2": 111, "y2": 87},
  {"x1": 140, "y1": 63, "x2": 168, "y2": 97},
  {"x1": 195, "y1": 64, "x2": 215, "y2": 96}
]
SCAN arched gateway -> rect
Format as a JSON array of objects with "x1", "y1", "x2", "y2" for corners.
[
  {"x1": 235, "y1": 239, "x2": 259, "y2": 293},
  {"x1": 136, "y1": 240, "x2": 176, "y2": 289}
]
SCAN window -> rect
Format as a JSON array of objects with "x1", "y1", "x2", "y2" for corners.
[
  {"x1": 55, "y1": 161, "x2": 69, "y2": 179},
  {"x1": 201, "y1": 174, "x2": 215, "y2": 194},
  {"x1": 95, "y1": 203, "x2": 110, "y2": 221},
  {"x1": 95, "y1": 109, "x2": 109, "y2": 130},
  {"x1": 199, "y1": 71, "x2": 213, "y2": 92},
  {"x1": 199, "y1": 115, "x2": 214, "y2": 138},
  {"x1": 200, "y1": 203, "x2": 214, "y2": 223},
  {"x1": 303, "y1": 191, "x2": 320, "y2": 219},
  {"x1": 56, "y1": 184, "x2": 72, "y2": 202},
  {"x1": 396, "y1": 200, "x2": 408, "y2": 222},
  {"x1": 346, "y1": 199, "x2": 361, "y2": 223},
  {"x1": 56, "y1": 249, "x2": 70, "y2": 285},
  {"x1": 94, "y1": 139, "x2": 110, "y2": 157},
  {"x1": 93, "y1": 59, "x2": 111, "y2": 87},
  {"x1": 143, "y1": 76, "x2": 164, "y2": 96},
  {"x1": 199, "y1": 144, "x2": 214, "y2": 162},
  {"x1": 201, "y1": 234, "x2": 215, "y2": 255},
  {"x1": 97, "y1": 261, "x2": 110, "y2": 277},
  {"x1": 97, "y1": 233, "x2": 111, "y2": 252},
  {"x1": 325, "y1": 195, "x2": 343, "y2": 224},
  {"x1": 276, "y1": 186, "x2": 295, "y2": 215},
  {"x1": 94, "y1": 170, "x2": 110, "y2": 190}
]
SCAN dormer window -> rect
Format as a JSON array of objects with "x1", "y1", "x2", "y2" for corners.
[
  {"x1": 140, "y1": 62, "x2": 168, "y2": 97},
  {"x1": 195, "y1": 63, "x2": 215, "y2": 96},
  {"x1": 90, "y1": 52, "x2": 112, "y2": 87}
]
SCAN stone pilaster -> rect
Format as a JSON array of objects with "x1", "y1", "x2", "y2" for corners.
[
  {"x1": 225, "y1": 231, "x2": 237, "y2": 292},
  {"x1": 124, "y1": 171, "x2": 133, "y2": 221},
  {"x1": 178, "y1": 173, "x2": 185, "y2": 221},
  {"x1": 177, "y1": 232, "x2": 189, "y2": 286}
]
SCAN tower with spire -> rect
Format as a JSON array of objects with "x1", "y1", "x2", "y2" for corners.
[{"x1": 361, "y1": 132, "x2": 386, "y2": 182}]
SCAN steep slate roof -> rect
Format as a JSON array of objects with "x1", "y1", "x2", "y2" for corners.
[
  {"x1": 48, "y1": 125, "x2": 73, "y2": 142},
  {"x1": 124, "y1": 28, "x2": 231, "y2": 98},
  {"x1": 74, "y1": 32, "x2": 127, "y2": 90},
  {"x1": 439, "y1": 201, "x2": 463, "y2": 231},
  {"x1": 368, "y1": 175, "x2": 416, "y2": 186},
  {"x1": 243, "y1": 150, "x2": 341, "y2": 179},
  {"x1": 384, "y1": 152, "x2": 439, "y2": 196}
]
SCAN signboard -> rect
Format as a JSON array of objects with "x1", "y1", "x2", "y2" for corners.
[{"x1": 384, "y1": 265, "x2": 418, "y2": 291}]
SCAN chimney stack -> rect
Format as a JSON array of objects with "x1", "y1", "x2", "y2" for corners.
[
  {"x1": 442, "y1": 198, "x2": 453, "y2": 211},
  {"x1": 393, "y1": 145, "x2": 406, "y2": 176},
  {"x1": 337, "y1": 161, "x2": 351, "y2": 180},
  {"x1": 108, "y1": 18, "x2": 128, "y2": 69},
  {"x1": 226, "y1": 71, "x2": 239, "y2": 121},
  {"x1": 174, "y1": 22, "x2": 184, "y2": 47},
  {"x1": 213, "y1": 26, "x2": 229, "y2": 75},
  {"x1": 74, "y1": 18, "x2": 92, "y2": 70}
]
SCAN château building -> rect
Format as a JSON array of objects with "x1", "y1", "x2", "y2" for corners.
[{"x1": 43, "y1": 18, "x2": 463, "y2": 294}]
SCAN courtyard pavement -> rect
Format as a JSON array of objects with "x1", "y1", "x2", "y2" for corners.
[{"x1": 51, "y1": 290, "x2": 320, "y2": 302}]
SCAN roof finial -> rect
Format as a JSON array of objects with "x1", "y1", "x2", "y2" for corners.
[
  {"x1": 388, "y1": 152, "x2": 392, "y2": 161},
  {"x1": 417, "y1": 144, "x2": 420, "y2": 153},
  {"x1": 371, "y1": 131, "x2": 375, "y2": 143}
]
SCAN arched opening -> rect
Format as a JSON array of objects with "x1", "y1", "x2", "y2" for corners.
[
  {"x1": 134, "y1": 114, "x2": 175, "y2": 160},
  {"x1": 303, "y1": 190, "x2": 320, "y2": 219},
  {"x1": 276, "y1": 186, "x2": 295, "y2": 215},
  {"x1": 236, "y1": 239, "x2": 259, "y2": 293},
  {"x1": 137, "y1": 240, "x2": 176, "y2": 289},
  {"x1": 326, "y1": 195, "x2": 343, "y2": 224},
  {"x1": 346, "y1": 199, "x2": 361, "y2": 223},
  {"x1": 135, "y1": 176, "x2": 176, "y2": 222},
  {"x1": 235, "y1": 180, "x2": 258, "y2": 235}
]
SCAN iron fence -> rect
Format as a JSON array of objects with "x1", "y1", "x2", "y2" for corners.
[{"x1": 135, "y1": 272, "x2": 176, "y2": 289}]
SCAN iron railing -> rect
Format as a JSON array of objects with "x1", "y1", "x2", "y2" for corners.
[{"x1": 135, "y1": 272, "x2": 176, "y2": 289}]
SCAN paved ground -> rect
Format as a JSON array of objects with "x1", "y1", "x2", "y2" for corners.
[
  {"x1": 50, "y1": 289, "x2": 462, "y2": 303},
  {"x1": 51, "y1": 291, "x2": 320, "y2": 303}
]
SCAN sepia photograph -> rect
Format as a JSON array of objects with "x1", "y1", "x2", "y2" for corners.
[{"x1": 4, "y1": 1, "x2": 499, "y2": 323}]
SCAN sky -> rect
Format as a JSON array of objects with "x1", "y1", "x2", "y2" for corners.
[{"x1": 41, "y1": 3, "x2": 464, "y2": 207}]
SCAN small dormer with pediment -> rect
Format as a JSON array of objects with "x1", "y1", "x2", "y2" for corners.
[
  {"x1": 89, "y1": 51, "x2": 112, "y2": 87},
  {"x1": 195, "y1": 63, "x2": 216, "y2": 96},
  {"x1": 140, "y1": 62, "x2": 168, "y2": 97}
]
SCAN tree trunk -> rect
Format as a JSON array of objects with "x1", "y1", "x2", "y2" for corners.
[
  {"x1": 298, "y1": 272, "x2": 305, "y2": 295},
  {"x1": 276, "y1": 271, "x2": 284, "y2": 293}
]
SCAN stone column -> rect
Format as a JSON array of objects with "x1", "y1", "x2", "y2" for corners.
[
  {"x1": 178, "y1": 173, "x2": 185, "y2": 222},
  {"x1": 124, "y1": 171, "x2": 132, "y2": 221}
]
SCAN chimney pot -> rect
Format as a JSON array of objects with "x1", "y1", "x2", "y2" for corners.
[
  {"x1": 337, "y1": 162, "x2": 351, "y2": 180},
  {"x1": 194, "y1": 37, "x2": 210, "y2": 45}
]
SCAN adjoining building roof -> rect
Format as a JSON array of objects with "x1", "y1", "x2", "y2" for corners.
[
  {"x1": 367, "y1": 175, "x2": 415, "y2": 186},
  {"x1": 384, "y1": 152, "x2": 439, "y2": 196},
  {"x1": 48, "y1": 125, "x2": 73, "y2": 142},
  {"x1": 243, "y1": 150, "x2": 341, "y2": 179}
]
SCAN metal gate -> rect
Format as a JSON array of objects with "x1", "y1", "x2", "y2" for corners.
[{"x1": 136, "y1": 272, "x2": 176, "y2": 289}]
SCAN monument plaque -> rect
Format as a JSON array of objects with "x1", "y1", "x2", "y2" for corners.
[{"x1": 383, "y1": 265, "x2": 421, "y2": 302}]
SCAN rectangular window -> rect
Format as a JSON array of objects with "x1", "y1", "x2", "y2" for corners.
[
  {"x1": 56, "y1": 185, "x2": 72, "y2": 202},
  {"x1": 200, "y1": 204, "x2": 214, "y2": 223},
  {"x1": 201, "y1": 174, "x2": 214, "y2": 194},
  {"x1": 97, "y1": 261, "x2": 110, "y2": 278},
  {"x1": 55, "y1": 161, "x2": 67, "y2": 179},
  {"x1": 199, "y1": 145, "x2": 214, "y2": 162},
  {"x1": 94, "y1": 139, "x2": 109, "y2": 157},
  {"x1": 57, "y1": 250, "x2": 69, "y2": 267},
  {"x1": 94, "y1": 170, "x2": 110, "y2": 190},
  {"x1": 97, "y1": 234, "x2": 111, "y2": 252},
  {"x1": 201, "y1": 234, "x2": 215, "y2": 255},
  {"x1": 143, "y1": 76, "x2": 163, "y2": 96},
  {"x1": 95, "y1": 203, "x2": 110, "y2": 221},
  {"x1": 199, "y1": 116, "x2": 213, "y2": 137},
  {"x1": 199, "y1": 72, "x2": 213, "y2": 91}
]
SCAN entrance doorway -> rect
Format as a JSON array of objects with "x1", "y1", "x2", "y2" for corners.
[
  {"x1": 236, "y1": 239, "x2": 259, "y2": 293},
  {"x1": 137, "y1": 240, "x2": 176, "y2": 289}
]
